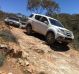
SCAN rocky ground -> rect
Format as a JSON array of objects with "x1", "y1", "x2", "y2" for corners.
[{"x1": 0, "y1": 22, "x2": 79, "y2": 74}]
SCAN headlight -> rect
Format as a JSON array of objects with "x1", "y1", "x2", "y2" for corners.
[
  {"x1": 57, "y1": 29, "x2": 74, "y2": 38},
  {"x1": 57, "y1": 29, "x2": 65, "y2": 34}
]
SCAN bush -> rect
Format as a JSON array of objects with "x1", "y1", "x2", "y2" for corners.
[
  {"x1": 0, "y1": 30, "x2": 18, "y2": 43},
  {"x1": 0, "y1": 52, "x2": 6, "y2": 67},
  {"x1": 73, "y1": 34, "x2": 79, "y2": 50}
]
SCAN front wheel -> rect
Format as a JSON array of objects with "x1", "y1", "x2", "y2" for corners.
[
  {"x1": 46, "y1": 32, "x2": 55, "y2": 45},
  {"x1": 26, "y1": 25, "x2": 32, "y2": 35},
  {"x1": 62, "y1": 42, "x2": 68, "y2": 46}
]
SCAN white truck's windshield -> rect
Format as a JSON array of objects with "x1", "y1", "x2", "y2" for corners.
[{"x1": 49, "y1": 19, "x2": 64, "y2": 28}]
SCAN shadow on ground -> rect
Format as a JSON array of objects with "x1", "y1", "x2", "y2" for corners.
[
  {"x1": 31, "y1": 32, "x2": 46, "y2": 41},
  {"x1": 24, "y1": 32, "x2": 45, "y2": 41},
  {"x1": 49, "y1": 42, "x2": 70, "y2": 52},
  {"x1": 24, "y1": 32, "x2": 70, "y2": 52}
]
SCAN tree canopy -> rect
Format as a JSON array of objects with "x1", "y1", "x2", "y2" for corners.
[{"x1": 27, "y1": 0, "x2": 59, "y2": 15}]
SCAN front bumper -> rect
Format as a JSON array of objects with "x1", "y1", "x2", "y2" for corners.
[
  {"x1": 56, "y1": 33, "x2": 74, "y2": 43},
  {"x1": 56, "y1": 36, "x2": 73, "y2": 43}
]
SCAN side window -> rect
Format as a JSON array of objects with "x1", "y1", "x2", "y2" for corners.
[
  {"x1": 40, "y1": 17, "x2": 48, "y2": 24},
  {"x1": 35, "y1": 15, "x2": 41, "y2": 21}
]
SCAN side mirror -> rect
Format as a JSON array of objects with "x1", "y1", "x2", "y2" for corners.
[{"x1": 44, "y1": 21, "x2": 48, "y2": 25}]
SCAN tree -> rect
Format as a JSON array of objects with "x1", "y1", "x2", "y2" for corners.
[{"x1": 27, "y1": 0, "x2": 59, "y2": 15}]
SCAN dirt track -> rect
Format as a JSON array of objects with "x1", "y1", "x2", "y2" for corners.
[
  {"x1": 9, "y1": 27, "x2": 79, "y2": 74},
  {"x1": 0, "y1": 22, "x2": 79, "y2": 74}
]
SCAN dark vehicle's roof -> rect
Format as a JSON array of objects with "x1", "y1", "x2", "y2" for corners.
[{"x1": 7, "y1": 16, "x2": 28, "y2": 22}]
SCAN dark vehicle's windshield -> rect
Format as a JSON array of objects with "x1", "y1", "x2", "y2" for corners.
[
  {"x1": 49, "y1": 19, "x2": 64, "y2": 28},
  {"x1": 9, "y1": 17, "x2": 19, "y2": 21}
]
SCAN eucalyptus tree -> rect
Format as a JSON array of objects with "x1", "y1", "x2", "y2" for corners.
[{"x1": 27, "y1": 0, "x2": 59, "y2": 15}]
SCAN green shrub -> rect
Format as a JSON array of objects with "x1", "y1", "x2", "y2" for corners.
[
  {"x1": 0, "y1": 30, "x2": 18, "y2": 43},
  {"x1": 73, "y1": 34, "x2": 79, "y2": 50},
  {"x1": 0, "y1": 52, "x2": 6, "y2": 67}
]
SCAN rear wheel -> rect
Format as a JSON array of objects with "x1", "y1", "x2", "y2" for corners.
[
  {"x1": 46, "y1": 32, "x2": 55, "y2": 45},
  {"x1": 26, "y1": 25, "x2": 32, "y2": 35}
]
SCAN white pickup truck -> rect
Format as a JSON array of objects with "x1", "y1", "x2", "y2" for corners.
[{"x1": 26, "y1": 13, "x2": 74, "y2": 45}]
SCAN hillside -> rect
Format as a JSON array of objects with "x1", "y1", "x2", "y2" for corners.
[
  {"x1": 0, "y1": 11, "x2": 79, "y2": 49},
  {"x1": 0, "y1": 22, "x2": 79, "y2": 74},
  {"x1": 0, "y1": 10, "x2": 27, "y2": 21}
]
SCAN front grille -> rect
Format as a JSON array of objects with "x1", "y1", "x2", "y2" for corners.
[
  {"x1": 67, "y1": 33, "x2": 71, "y2": 36},
  {"x1": 65, "y1": 32, "x2": 71, "y2": 37},
  {"x1": 65, "y1": 38, "x2": 72, "y2": 41},
  {"x1": 65, "y1": 38, "x2": 73, "y2": 42}
]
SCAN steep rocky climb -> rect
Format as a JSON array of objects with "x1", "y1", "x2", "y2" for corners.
[
  {"x1": 10, "y1": 27, "x2": 79, "y2": 74},
  {"x1": 0, "y1": 22, "x2": 79, "y2": 74}
]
